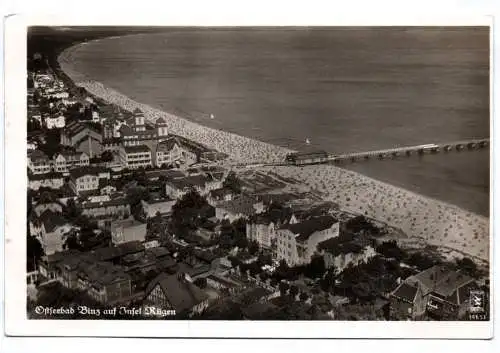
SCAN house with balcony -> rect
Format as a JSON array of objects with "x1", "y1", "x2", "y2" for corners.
[
  {"x1": 53, "y1": 151, "x2": 90, "y2": 172},
  {"x1": 215, "y1": 196, "x2": 264, "y2": 223},
  {"x1": 69, "y1": 169, "x2": 99, "y2": 195},
  {"x1": 164, "y1": 174, "x2": 223, "y2": 199},
  {"x1": 81, "y1": 194, "x2": 131, "y2": 219},
  {"x1": 276, "y1": 215, "x2": 339, "y2": 267},
  {"x1": 28, "y1": 150, "x2": 52, "y2": 175},
  {"x1": 119, "y1": 145, "x2": 152, "y2": 170},
  {"x1": 246, "y1": 207, "x2": 297, "y2": 251},
  {"x1": 28, "y1": 172, "x2": 65, "y2": 191},
  {"x1": 155, "y1": 135, "x2": 198, "y2": 168}
]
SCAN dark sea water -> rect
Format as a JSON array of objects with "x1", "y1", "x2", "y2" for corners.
[{"x1": 67, "y1": 27, "x2": 490, "y2": 216}]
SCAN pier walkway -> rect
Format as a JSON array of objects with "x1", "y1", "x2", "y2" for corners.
[
  {"x1": 329, "y1": 138, "x2": 490, "y2": 163},
  {"x1": 196, "y1": 138, "x2": 490, "y2": 169}
]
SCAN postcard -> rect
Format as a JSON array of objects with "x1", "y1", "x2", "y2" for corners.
[{"x1": 3, "y1": 13, "x2": 494, "y2": 339}]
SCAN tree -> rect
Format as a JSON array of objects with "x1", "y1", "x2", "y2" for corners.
[
  {"x1": 405, "y1": 252, "x2": 439, "y2": 271},
  {"x1": 248, "y1": 240, "x2": 259, "y2": 256},
  {"x1": 170, "y1": 190, "x2": 209, "y2": 238},
  {"x1": 64, "y1": 198, "x2": 80, "y2": 220},
  {"x1": 299, "y1": 292, "x2": 309, "y2": 302},
  {"x1": 222, "y1": 171, "x2": 242, "y2": 194},
  {"x1": 126, "y1": 186, "x2": 150, "y2": 208},
  {"x1": 376, "y1": 240, "x2": 406, "y2": 261},
  {"x1": 320, "y1": 268, "x2": 337, "y2": 292},
  {"x1": 289, "y1": 285, "x2": 299, "y2": 300},
  {"x1": 27, "y1": 234, "x2": 44, "y2": 272},
  {"x1": 456, "y1": 257, "x2": 479, "y2": 277},
  {"x1": 100, "y1": 150, "x2": 114, "y2": 162},
  {"x1": 305, "y1": 255, "x2": 326, "y2": 279},
  {"x1": 279, "y1": 282, "x2": 289, "y2": 297}
]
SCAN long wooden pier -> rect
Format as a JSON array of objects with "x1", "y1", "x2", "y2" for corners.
[{"x1": 328, "y1": 138, "x2": 490, "y2": 164}]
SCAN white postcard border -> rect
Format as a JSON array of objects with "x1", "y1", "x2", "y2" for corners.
[{"x1": 3, "y1": 12, "x2": 495, "y2": 339}]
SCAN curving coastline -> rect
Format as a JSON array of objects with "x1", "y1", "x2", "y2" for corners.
[{"x1": 58, "y1": 39, "x2": 490, "y2": 263}]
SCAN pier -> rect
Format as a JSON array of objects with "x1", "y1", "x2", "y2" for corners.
[
  {"x1": 328, "y1": 138, "x2": 489, "y2": 164},
  {"x1": 195, "y1": 138, "x2": 489, "y2": 169}
]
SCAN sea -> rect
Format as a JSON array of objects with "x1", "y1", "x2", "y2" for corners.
[{"x1": 63, "y1": 27, "x2": 490, "y2": 216}]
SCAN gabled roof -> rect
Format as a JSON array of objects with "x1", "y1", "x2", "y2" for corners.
[
  {"x1": 216, "y1": 196, "x2": 260, "y2": 217},
  {"x1": 133, "y1": 108, "x2": 143, "y2": 116},
  {"x1": 391, "y1": 282, "x2": 418, "y2": 303},
  {"x1": 280, "y1": 215, "x2": 338, "y2": 242},
  {"x1": 78, "y1": 261, "x2": 130, "y2": 289},
  {"x1": 407, "y1": 265, "x2": 476, "y2": 297},
  {"x1": 63, "y1": 121, "x2": 88, "y2": 138},
  {"x1": 156, "y1": 136, "x2": 182, "y2": 153},
  {"x1": 145, "y1": 272, "x2": 208, "y2": 313},
  {"x1": 155, "y1": 117, "x2": 166, "y2": 125},
  {"x1": 28, "y1": 149, "x2": 49, "y2": 162}
]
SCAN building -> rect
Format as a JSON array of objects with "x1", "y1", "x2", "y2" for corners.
[
  {"x1": 207, "y1": 187, "x2": 234, "y2": 205},
  {"x1": 81, "y1": 195, "x2": 131, "y2": 219},
  {"x1": 29, "y1": 210, "x2": 77, "y2": 255},
  {"x1": 53, "y1": 151, "x2": 90, "y2": 172},
  {"x1": 164, "y1": 174, "x2": 223, "y2": 199},
  {"x1": 110, "y1": 218, "x2": 147, "y2": 245},
  {"x1": 285, "y1": 150, "x2": 329, "y2": 165},
  {"x1": 44, "y1": 113, "x2": 66, "y2": 129},
  {"x1": 143, "y1": 272, "x2": 210, "y2": 317},
  {"x1": 140, "y1": 198, "x2": 176, "y2": 218},
  {"x1": 276, "y1": 215, "x2": 340, "y2": 266},
  {"x1": 246, "y1": 208, "x2": 297, "y2": 251},
  {"x1": 155, "y1": 135, "x2": 198, "y2": 168},
  {"x1": 390, "y1": 265, "x2": 478, "y2": 320},
  {"x1": 69, "y1": 169, "x2": 100, "y2": 195},
  {"x1": 60, "y1": 121, "x2": 103, "y2": 158},
  {"x1": 119, "y1": 145, "x2": 152, "y2": 169},
  {"x1": 215, "y1": 196, "x2": 264, "y2": 222},
  {"x1": 119, "y1": 110, "x2": 169, "y2": 149},
  {"x1": 28, "y1": 150, "x2": 52, "y2": 175},
  {"x1": 322, "y1": 245, "x2": 377, "y2": 274},
  {"x1": 206, "y1": 274, "x2": 242, "y2": 295},
  {"x1": 77, "y1": 261, "x2": 132, "y2": 305},
  {"x1": 28, "y1": 172, "x2": 65, "y2": 191}
]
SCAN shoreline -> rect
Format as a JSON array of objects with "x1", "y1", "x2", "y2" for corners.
[{"x1": 57, "y1": 38, "x2": 490, "y2": 263}]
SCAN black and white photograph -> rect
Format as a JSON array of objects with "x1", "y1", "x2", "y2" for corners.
[{"x1": 2, "y1": 12, "x2": 494, "y2": 340}]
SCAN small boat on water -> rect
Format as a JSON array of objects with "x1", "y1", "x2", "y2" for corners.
[
  {"x1": 210, "y1": 113, "x2": 215, "y2": 120},
  {"x1": 305, "y1": 138, "x2": 311, "y2": 145}
]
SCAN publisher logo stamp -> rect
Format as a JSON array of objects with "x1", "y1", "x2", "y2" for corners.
[
  {"x1": 468, "y1": 290, "x2": 487, "y2": 320},
  {"x1": 469, "y1": 290, "x2": 485, "y2": 313}
]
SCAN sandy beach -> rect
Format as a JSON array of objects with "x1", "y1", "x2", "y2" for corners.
[{"x1": 58, "y1": 43, "x2": 490, "y2": 263}]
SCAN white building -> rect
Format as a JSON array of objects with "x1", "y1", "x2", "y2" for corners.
[
  {"x1": 28, "y1": 150, "x2": 52, "y2": 175},
  {"x1": 276, "y1": 216, "x2": 340, "y2": 266},
  {"x1": 119, "y1": 145, "x2": 152, "y2": 169},
  {"x1": 53, "y1": 152, "x2": 90, "y2": 172},
  {"x1": 44, "y1": 114, "x2": 66, "y2": 129}
]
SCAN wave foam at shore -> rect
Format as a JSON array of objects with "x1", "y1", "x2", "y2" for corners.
[{"x1": 58, "y1": 45, "x2": 490, "y2": 263}]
